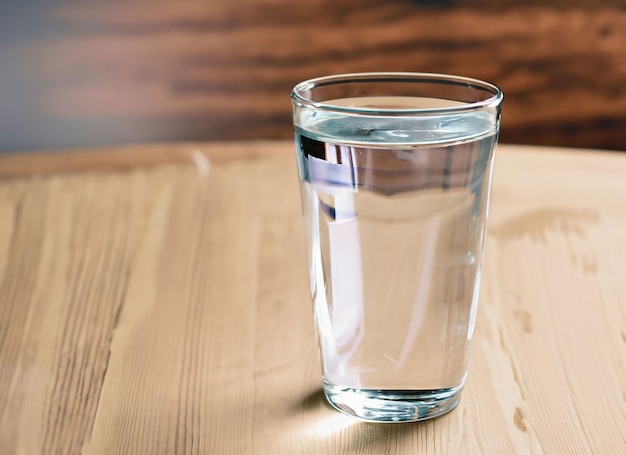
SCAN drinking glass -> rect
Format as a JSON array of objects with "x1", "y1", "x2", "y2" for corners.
[{"x1": 291, "y1": 73, "x2": 503, "y2": 422}]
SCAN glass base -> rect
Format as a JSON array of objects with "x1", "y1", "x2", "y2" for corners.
[{"x1": 323, "y1": 378, "x2": 463, "y2": 423}]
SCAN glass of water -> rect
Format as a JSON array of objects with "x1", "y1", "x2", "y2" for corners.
[{"x1": 291, "y1": 73, "x2": 503, "y2": 422}]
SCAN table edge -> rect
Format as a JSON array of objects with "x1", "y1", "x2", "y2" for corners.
[{"x1": 0, "y1": 141, "x2": 623, "y2": 178}]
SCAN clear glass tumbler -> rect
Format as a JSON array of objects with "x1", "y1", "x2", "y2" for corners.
[{"x1": 291, "y1": 73, "x2": 503, "y2": 422}]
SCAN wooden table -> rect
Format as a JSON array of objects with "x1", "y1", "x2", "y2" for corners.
[{"x1": 1, "y1": 141, "x2": 625, "y2": 454}]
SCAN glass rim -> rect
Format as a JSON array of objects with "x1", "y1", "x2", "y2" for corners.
[{"x1": 291, "y1": 72, "x2": 503, "y2": 116}]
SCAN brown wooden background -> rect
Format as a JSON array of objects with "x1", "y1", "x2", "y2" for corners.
[{"x1": 1, "y1": 0, "x2": 625, "y2": 153}]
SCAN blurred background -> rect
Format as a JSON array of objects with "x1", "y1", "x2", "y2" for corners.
[{"x1": 1, "y1": 0, "x2": 624, "y2": 153}]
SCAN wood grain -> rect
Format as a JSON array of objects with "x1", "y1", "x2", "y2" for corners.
[
  {"x1": 0, "y1": 141, "x2": 625, "y2": 453},
  {"x1": 0, "y1": 171, "x2": 149, "y2": 453},
  {"x1": 2, "y1": 0, "x2": 625, "y2": 152}
]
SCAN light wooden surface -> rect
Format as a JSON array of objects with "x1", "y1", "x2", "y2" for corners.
[{"x1": 0, "y1": 141, "x2": 625, "y2": 454}]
